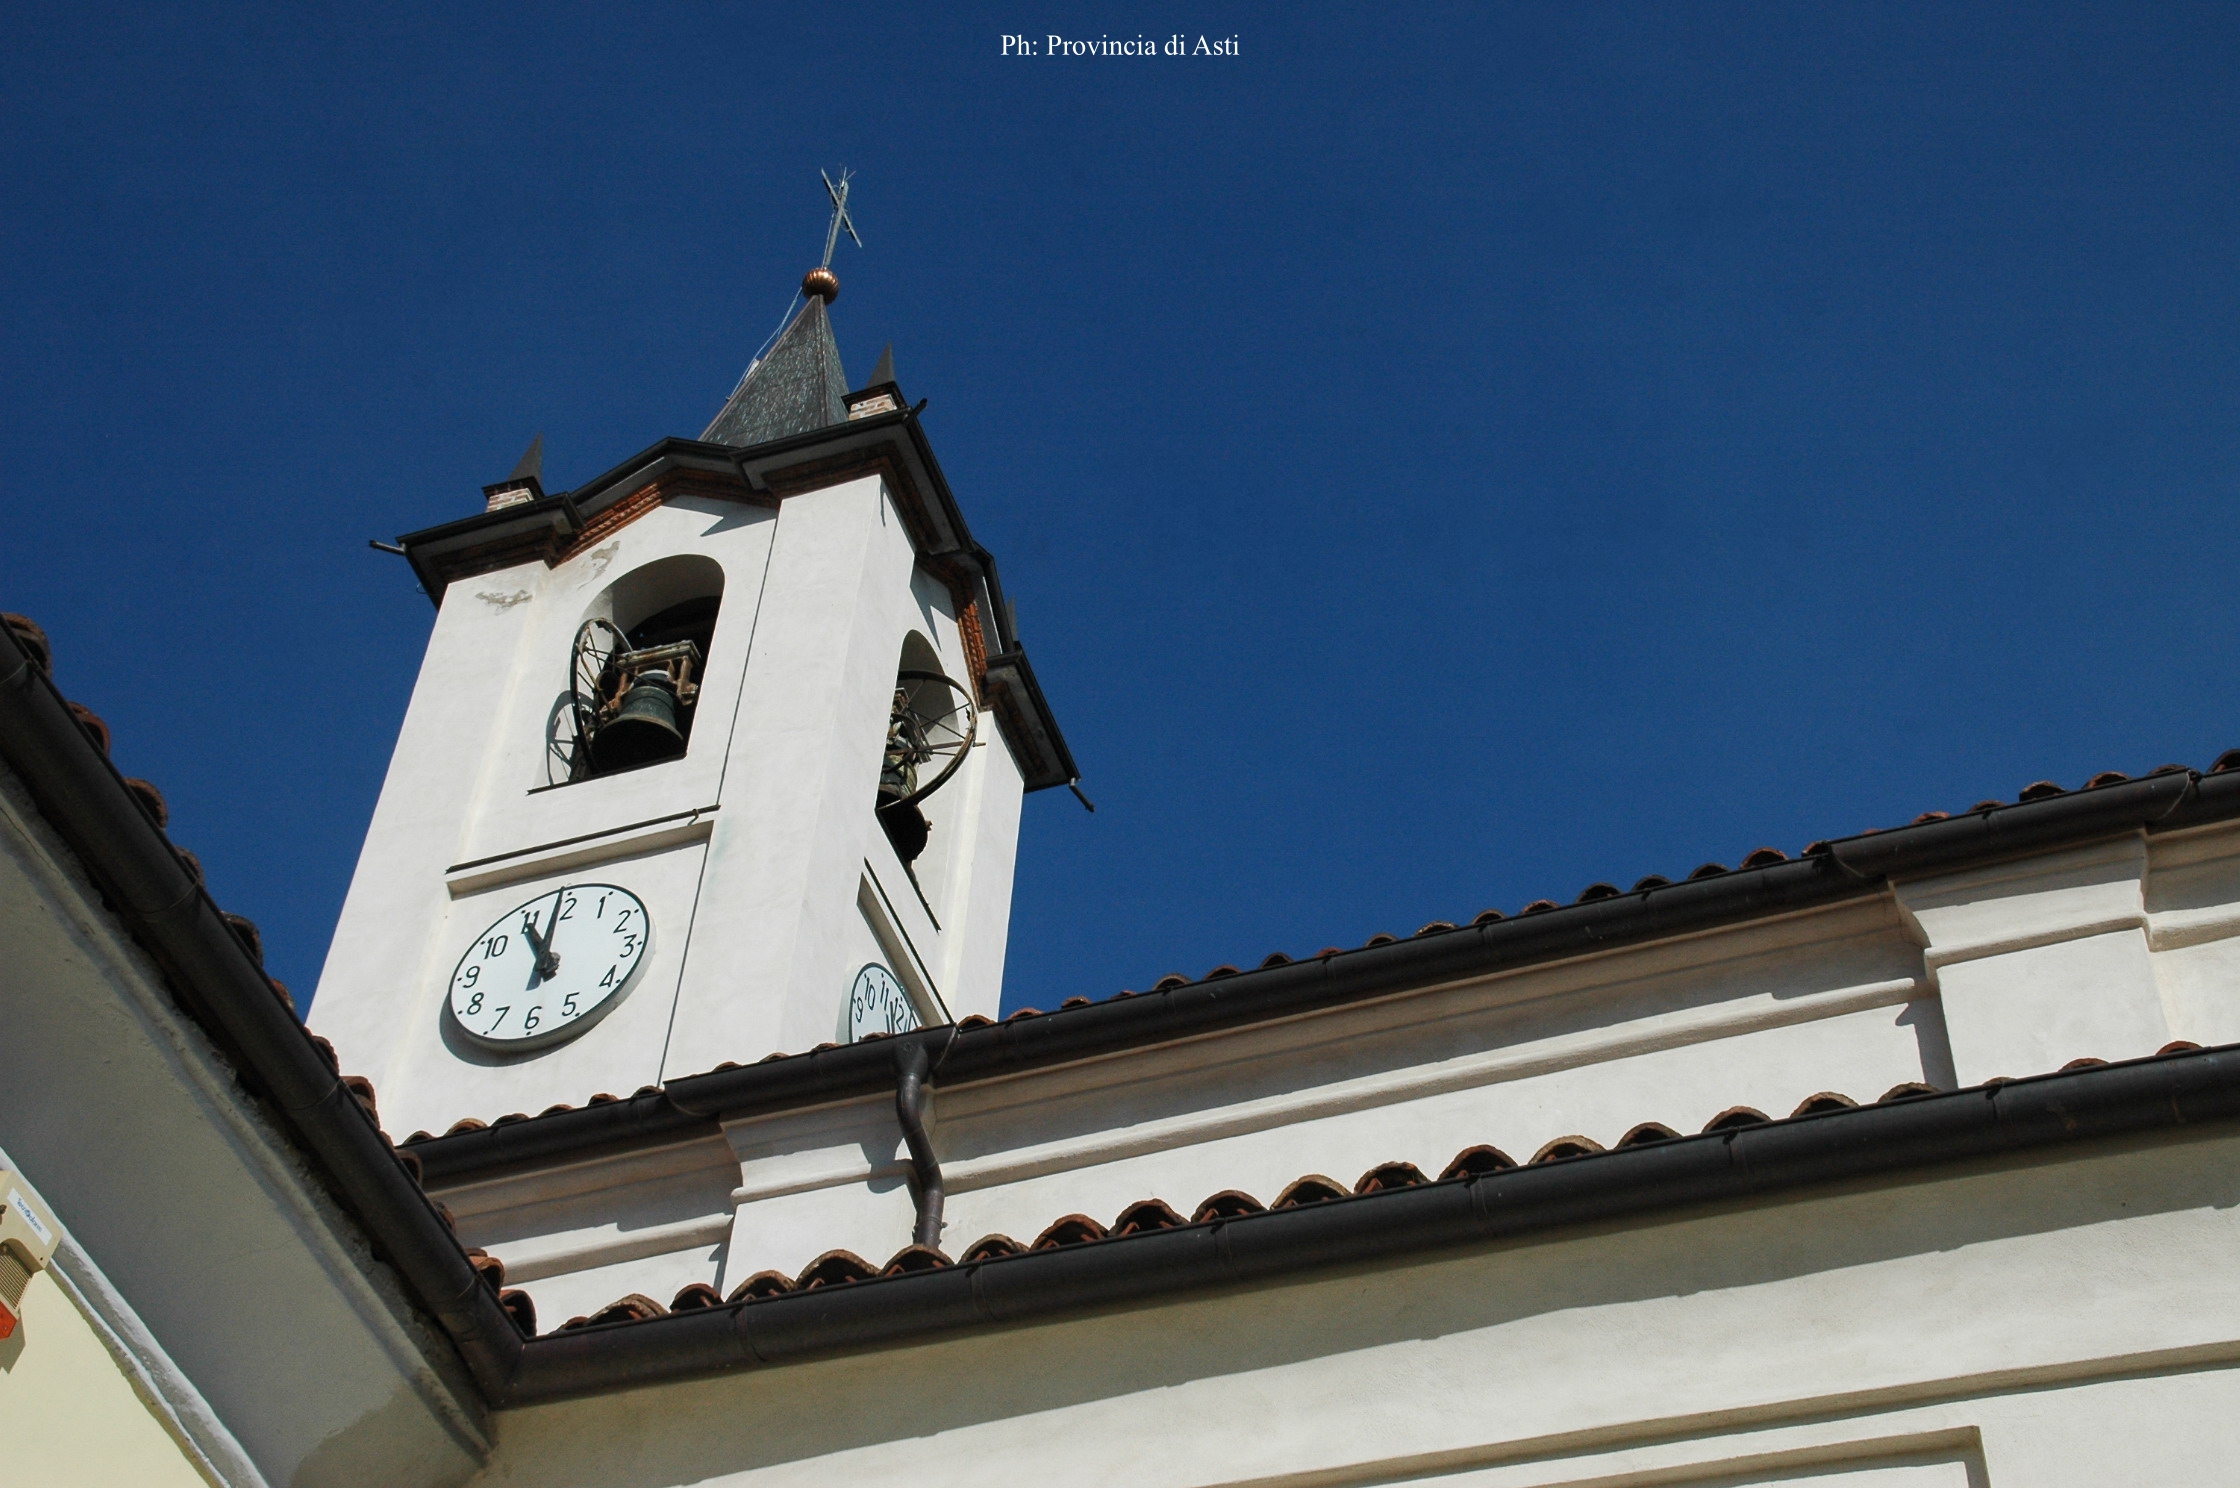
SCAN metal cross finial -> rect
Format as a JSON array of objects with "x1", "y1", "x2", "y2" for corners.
[{"x1": 820, "y1": 168, "x2": 863, "y2": 269}]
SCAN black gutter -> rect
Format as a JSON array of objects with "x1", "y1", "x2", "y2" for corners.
[
  {"x1": 411, "y1": 764, "x2": 2240, "y2": 1185},
  {"x1": 0, "y1": 624, "x2": 526, "y2": 1403},
  {"x1": 501, "y1": 1042, "x2": 2240, "y2": 1402}
]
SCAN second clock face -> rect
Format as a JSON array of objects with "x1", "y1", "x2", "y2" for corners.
[
  {"x1": 447, "y1": 883, "x2": 649, "y2": 1052},
  {"x1": 846, "y1": 963, "x2": 920, "y2": 1042}
]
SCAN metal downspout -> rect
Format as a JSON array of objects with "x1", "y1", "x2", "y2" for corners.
[{"x1": 894, "y1": 1038, "x2": 948, "y2": 1249}]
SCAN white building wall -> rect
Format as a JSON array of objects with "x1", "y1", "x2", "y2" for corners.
[
  {"x1": 461, "y1": 1128, "x2": 2240, "y2": 1488},
  {"x1": 438, "y1": 819, "x2": 2240, "y2": 1330},
  {"x1": 313, "y1": 476, "x2": 1027, "y2": 1140}
]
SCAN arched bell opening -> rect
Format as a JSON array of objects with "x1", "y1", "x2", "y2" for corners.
[
  {"x1": 561, "y1": 556, "x2": 725, "y2": 782},
  {"x1": 875, "y1": 633, "x2": 975, "y2": 866}
]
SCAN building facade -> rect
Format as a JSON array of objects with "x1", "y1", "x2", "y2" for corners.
[{"x1": 4, "y1": 263, "x2": 2240, "y2": 1486}]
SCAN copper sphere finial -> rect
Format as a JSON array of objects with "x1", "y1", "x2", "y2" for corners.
[{"x1": 802, "y1": 266, "x2": 840, "y2": 303}]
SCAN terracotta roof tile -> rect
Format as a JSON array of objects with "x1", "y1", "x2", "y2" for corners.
[
  {"x1": 1876, "y1": 1082, "x2": 1939, "y2": 1103},
  {"x1": 564, "y1": 1294, "x2": 665, "y2": 1330},
  {"x1": 1271, "y1": 1175, "x2": 1349, "y2": 1208},
  {"x1": 1631, "y1": 875, "x2": 1672, "y2": 891},
  {"x1": 123, "y1": 777, "x2": 168, "y2": 827},
  {"x1": 2, "y1": 613, "x2": 52, "y2": 673},
  {"x1": 725, "y1": 1271, "x2": 794, "y2": 1302},
  {"x1": 1109, "y1": 1198, "x2": 1189, "y2": 1234},
  {"x1": 1031, "y1": 1215, "x2": 1107, "y2": 1249},
  {"x1": 796, "y1": 1250, "x2": 877, "y2": 1289},
  {"x1": 1353, "y1": 1161, "x2": 1429, "y2": 1193},
  {"x1": 498, "y1": 1290, "x2": 537, "y2": 1335},
  {"x1": 1687, "y1": 863, "x2": 1728, "y2": 881},
  {"x1": 959, "y1": 1235, "x2": 1023, "y2": 1263},
  {"x1": 1191, "y1": 1190, "x2": 1265, "y2": 1222},
  {"x1": 67, "y1": 700, "x2": 110, "y2": 754},
  {"x1": 1531, "y1": 1135, "x2": 1604, "y2": 1163},
  {"x1": 341, "y1": 1074, "x2": 380, "y2": 1127},
  {"x1": 881, "y1": 1245, "x2": 950, "y2": 1275},
  {"x1": 1436, "y1": 1145, "x2": 1515, "y2": 1179},
  {"x1": 506, "y1": 1047, "x2": 2225, "y2": 1340},
  {"x1": 1575, "y1": 883, "x2": 1622, "y2": 903}
]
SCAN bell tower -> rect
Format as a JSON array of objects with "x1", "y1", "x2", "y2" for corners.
[{"x1": 308, "y1": 191, "x2": 1077, "y2": 1139}]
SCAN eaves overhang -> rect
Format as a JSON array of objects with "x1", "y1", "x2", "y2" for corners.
[
  {"x1": 501, "y1": 1041, "x2": 2240, "y2": 1403},
  {"x1": 407, "y1": 762, "x2": 2240, "y2": 1186},
  {"x1": 393, "y1": 407, "x2": 1077, "y2": 791},
  {"x1": 0, "y1": 619, "x2": 527, "y2": 1403}
]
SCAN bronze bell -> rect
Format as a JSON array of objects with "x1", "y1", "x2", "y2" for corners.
[{"x1": 593, "y1": 668, "x2": 686, "y2": 772}]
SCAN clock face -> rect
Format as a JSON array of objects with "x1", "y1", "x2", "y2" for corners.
[
  {"x1": 447, "y1": 884, "x2": 650, "y2": 1052},
  {"x1": 846, "y1": 963, "x2": 920, "y2": 1042}
]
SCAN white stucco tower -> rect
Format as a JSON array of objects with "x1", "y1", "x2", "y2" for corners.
[{"x1": 308, "y1": 274, "x2": 1077, "y2": 1139}]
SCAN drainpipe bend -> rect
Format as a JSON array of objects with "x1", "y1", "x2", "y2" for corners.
[{"x1": 894, "y1": 1041, "x2": 945, "y2": 1249}]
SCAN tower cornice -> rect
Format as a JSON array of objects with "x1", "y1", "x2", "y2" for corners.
[{"x1": 393, "y1": 407, "x2": 1078, "y2": 791}]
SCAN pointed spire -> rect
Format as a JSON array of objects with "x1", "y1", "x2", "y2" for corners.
[
  {"x1": 701, "y1": 296, "x2": 850, "y2": 447},
  {"x1": 865, "y1": 343, "x2": 894, "y2": 389},
  {"x1": 509, "y1": 433, "x2": 544, "y2": 484}
]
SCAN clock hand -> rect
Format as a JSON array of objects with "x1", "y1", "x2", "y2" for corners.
[
  {"x1": 538, "y1": 886, "x2": 565, "y2": 976},
  {"x1": 523, "y1": 892, "x2": 562, "y2": 983}
]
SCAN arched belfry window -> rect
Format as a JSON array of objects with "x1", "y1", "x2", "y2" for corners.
[
  {"x1": 875, "y1": 633, "x2": 977, "y2": 864},
  {"x1": 551, "y1": 556, "x2": 725, "y2": 783}
]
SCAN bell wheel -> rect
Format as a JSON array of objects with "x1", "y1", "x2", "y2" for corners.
[
  {"x1": 885, "y1": 669, "x2": 977, "y2": 807},
  {"x1": 570, "y1": 619, "x2": 627, "y2": 748}
]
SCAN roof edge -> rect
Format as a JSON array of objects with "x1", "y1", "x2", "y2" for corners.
[
  {"x1": 502, "y1": 1042, "x2": 2240, "y2": 1403},
  {"x1": 409, "y1": 764, "x2": 2240, "y2": 1184},
  {"x1": 0, "y1": 622, "x2": 526, "y2": 1401}
]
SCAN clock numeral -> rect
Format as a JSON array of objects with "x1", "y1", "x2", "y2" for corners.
[{"x1": 453, "y1": 885, "x2": 646, "y2": 1046}]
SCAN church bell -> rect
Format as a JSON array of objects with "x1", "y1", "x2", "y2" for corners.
[{"x1": 592, "y1": 668, "x2": 686, "y2": 772}]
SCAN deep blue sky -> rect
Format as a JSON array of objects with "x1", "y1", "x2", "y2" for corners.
[{"x1": 8, "y1": 5, "x2": 2240, "y2": 1022}]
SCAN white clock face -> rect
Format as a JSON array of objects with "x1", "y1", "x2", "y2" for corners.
[
  {"x1": 846, "y1": 963, "x2": 920, "y2": 1042},
  {"x1": 447, "y1": 884, "x2": 650, "y2": 1052}
]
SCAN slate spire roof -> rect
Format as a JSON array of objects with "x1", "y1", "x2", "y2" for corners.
[{"x1": 701, "y1": 294, "x2": 850, "y2": 447}]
